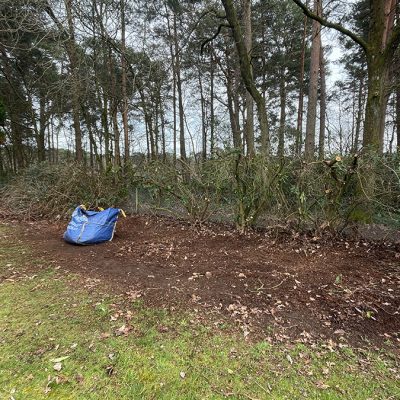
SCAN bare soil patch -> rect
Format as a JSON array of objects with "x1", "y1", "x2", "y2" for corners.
[{"x1": 7, "y1": 215, "x2": 400, "y2": 349}]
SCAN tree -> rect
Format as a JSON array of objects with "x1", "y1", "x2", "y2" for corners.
[
  {"x1": 242, "y1": 0, "x2": 255, "y2": 156},
  {"x1": 292, "y1": 0, "x2": 400, "y2": 152},
  {"x1": 120, "y1": 0, "x2": 130, "y2": 164},
  {"x1": 252, "y1": 0, "x2": 309, "y2": 157},
  {"x1": 319, "y1": 47, "x2": 326, "y2": 160},
  {"x1": 45, "y1": 0, "x2": 84, "y2": 161},
  {"x1": 304, "y1": 0, "x2": 321, "y2": 160},
  {"x1": 221, "y1": 0, "x2": 270, "y2": 155}
]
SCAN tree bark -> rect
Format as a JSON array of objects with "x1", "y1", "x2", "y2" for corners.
[
  {"x1": 210, "y1": 50, "x2": 215, "y2": 156},
  {"x1": 304, "y1": 0, "x2": 321, "y2": 160},
  {"x1": 173, "y1": 14, "x2": 186, "y2": 161},
  {"x1": 38, "y1": 93, "x2": 46, "y2": 162},
  {"x1": 296, "y1": 14, "x2": 308, "y2": 156},
  {"x1": 318, "y1": 46, "x2": 326, "y2": 160},
  {"x1": 198, "y1": 69, "x2": 207, "y2": 160},
  {"x1": 120, "y1": 0, "x2": 129, "y2": 163},
  {"x1": 166, "y1": 13, "x2": 177, "y2": 164},
  {"x1": 226, "y1": 66, "x2": 241, "y2": 149},
  {"x1": 278, "y1": 75, "x2": 286, "y2": 159},
  {"x1": 354, "y1": 76, "x2": 365, "y2": 153},
  {"x1": 223, "y1": 38, "x2": 241, "y2": 149},
  {"x1": 221, "y1": 0, "x2": 270, "y2": 155},
  {"x1": 363, "y1": 54, "x2": 389, "y2": 150},
  {"x1": 112, "y1": 103, "x2": 121, "y2": 167},
  {"x1": 397, "y1": 81, "x2": 400, "y2": 153},
  {"x1": 109, "y1": 53, "x2": 121, "y2": 167},
  {"x1": 242, "y1": 0, "x2": 255, "y2": 156},
  {"x1": 161, "y1": 105, "x2": 166, "y2": 162}
]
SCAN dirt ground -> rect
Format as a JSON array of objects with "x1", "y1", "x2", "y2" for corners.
[{"x1": 6, "y1": 215, "x2": 400, "y2": 349}]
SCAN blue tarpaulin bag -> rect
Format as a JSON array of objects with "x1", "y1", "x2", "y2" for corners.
[{"x1": 63, "y1": 205, "x2": 125, "y2": 245}]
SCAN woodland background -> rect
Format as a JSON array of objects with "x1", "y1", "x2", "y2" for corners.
[{"x1": 0, "y1": 0, "x2": 399, "y2": 232}]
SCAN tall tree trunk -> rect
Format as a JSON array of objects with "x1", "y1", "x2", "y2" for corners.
[
  {"x1": 304, "y1": 0, "x2": 321, "y2": 160},
  {"x1": 397, "y1": 82, "x2": 400, "y2": 153},
  {"x1": 292, "y1": 0, "x2": 399, "y2": 156},
  {"x1": 161, "y1": 106, "x2": 166, "y2": 162},
  {"x1": 362, "y1": 0, "x2": 396, "y2": 151},
  {"x1": 210, "y1": 51, "x2": 215, "y2": 156},
  {"x1": 296, "y1": 14, "x2": 308, "y2": 156},
  {"x1": 363, "y1": 54, "x2": 389, "y2": 150},
  {"x1": 64, "y1": 0, "x2": 83, "y2": 162},
  {"x1": 38, "y1": 94, "x2": 46, "y2": 162},
  {"x1": 354, "y1": 76, "x2": 365, "y2": 153},
  {"x1": 221, "y1": 0, "x2": 270, "y2": 154},
  {"x1": 242, "y1": 0, "x2": 255, "y2": 156},
  {"x1": 226, "y1": 67, "x2": 241, "y2": 149},
  {"x1": 173, "y1": 14, "x2": 186, "y2": 161},
  {"x1": 10, "y1": 118, "x2": 24, "y2": 171},
  {"x1": 101, "y1": 92, "x2": 111, "y2": 166},
  {"x1": 96, "y1": 1, "x2": 111, "y2": 168},
  {"x1": 154, "y1": 100, "x2": 160, "y2": 158},
  {"x1": 378, "y1": 70, "x2": 390, "y2": 149},
  {"x1": 223, "y1": 38, "x2": 241, "y2": 149},
  {"x1": 166, "y1": 13, "x2": 177, "y2": 164},
  {"x1": 318, "y1": 46, "x2": 326, "y2": 160},
  {"x1": 120, "y1": 0, "x2": 129, "y2": 163},
  {"x1": 112, "y1": 103, "x2": 121, "y2": 167},
  {"x1": 198, "y1": 69, "x2": 207, "y2": 160},
  {"x1": 278, "y1": 75, "x2": 286, "y2": 159},
  {"x1": 109, "y1": 50, "x2": 120, "y2": 167}
]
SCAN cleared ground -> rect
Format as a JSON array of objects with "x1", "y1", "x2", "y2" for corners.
[
  {"x1": 0, "y1": 217, "x2": 399, "y2": 399},
  {"x1": 17, "y1": 215, "x2": 400, "y2": 346}
]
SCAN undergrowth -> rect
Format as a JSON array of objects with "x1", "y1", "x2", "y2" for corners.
[
  {"x1": 1, "y1": 152, "x2": 399, "y2": 233},
  {"x1": 0, "y1": 162, "x2": 133, "y2": 219}
]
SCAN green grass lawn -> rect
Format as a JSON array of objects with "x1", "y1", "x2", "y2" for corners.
[{"x1": 0, "y1": 225, "x2": 398, "y2": 399}]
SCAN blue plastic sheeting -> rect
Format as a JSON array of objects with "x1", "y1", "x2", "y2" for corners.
[{"x1": 63, "y1": 206, "x2": 121, "y2": 245}]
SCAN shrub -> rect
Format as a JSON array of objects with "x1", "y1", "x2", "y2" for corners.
[{"x1": 0, "y1": 162, "x2": 130, "y2": 219}]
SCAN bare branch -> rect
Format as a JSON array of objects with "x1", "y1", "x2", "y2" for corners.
[{"x1": 200, "y1": 23, "x2": 230, "y2": 54}]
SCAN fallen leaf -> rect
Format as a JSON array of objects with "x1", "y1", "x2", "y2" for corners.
[
  {"x1": 55, "y1": 375, "x2": 68, "y2": 384},
  {"x1": 53, "y1": 362, "x2": 62, "y2": 372},
  {"x1": 316, "y1": 380, "x2": 330, "y2": 390},
  {"x1": 115, "y1": 325, "x2": 131, "y2": 336},
  {"x1": 100, "y1": 332, "x2": 111, "y2": 339},
  {"x1": 322, "y1": 367, "x2": 330, "y2": 375}
]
